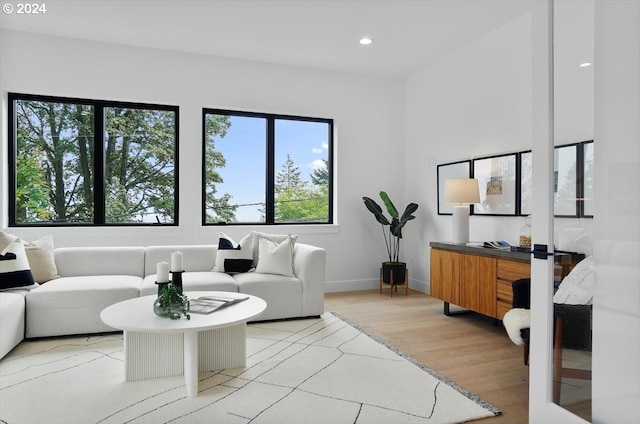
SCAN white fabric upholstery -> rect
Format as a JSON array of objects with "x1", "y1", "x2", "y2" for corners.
[
  {"x1": 145, "y1": 245, "x2": 217, "y2": 275},
  {"x1": 139, "y1": 272, "x2": 238, "y2": 297},
  {"x1": 26, "y1": 275, "x2": 142, "y2": 338},
  {"x1": 0, "y1": 293, "x2": 25, "y2": 359},
  {"x1": 233, "y1": 272, "x2": 303, "y2": 320},
  {"x1": 55, "y1": 246, "x2": 145, "y2": 277},
  {"x1": 293, "y1": 243, "x2": 326, "y2": 317}
]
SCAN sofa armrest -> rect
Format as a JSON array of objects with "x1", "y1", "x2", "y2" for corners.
[{"x1": 292, "y1": 243, "x2": 326, "y2": 316}]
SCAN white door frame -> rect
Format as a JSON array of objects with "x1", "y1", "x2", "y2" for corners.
[{"x1": 528, "y1": 1, "x2": 590, "y2": 422}]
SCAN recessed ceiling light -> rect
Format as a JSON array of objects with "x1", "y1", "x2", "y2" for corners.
[
  {"x1": 360, "y1": 37, "x2": 372, "y2": 45},
  {"x1": 579, "y1": 62, "x2": 592, "y2": 68}
]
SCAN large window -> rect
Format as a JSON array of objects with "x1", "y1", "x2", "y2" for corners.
[
  {"x1": 8, "y1": 93, "x2": 178, "y2": 226},
  {"x1": 202, "y1": 109, "x2": 333, "y2": 224}
]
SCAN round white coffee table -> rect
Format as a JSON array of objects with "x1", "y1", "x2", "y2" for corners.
[{"x1": 101, "y1": 291, "x2": 266, "y2": 397}]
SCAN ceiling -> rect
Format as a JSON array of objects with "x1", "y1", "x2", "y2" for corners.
[{"x1": 0, "y1": 0, "x2": 535, "y2": 78}]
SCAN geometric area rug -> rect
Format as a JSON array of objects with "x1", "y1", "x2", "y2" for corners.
[{"x1": 0, "y1": 313, "x2": 500, "y2": 424}]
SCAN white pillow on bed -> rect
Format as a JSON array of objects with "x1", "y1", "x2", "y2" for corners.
[{"x1": 553, "y1": 256, "x2": 595, "y2": 305}]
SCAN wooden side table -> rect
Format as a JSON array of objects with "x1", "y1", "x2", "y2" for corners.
[{"x1": 379, "y1": 267, "x2": 409, "y2": 297}]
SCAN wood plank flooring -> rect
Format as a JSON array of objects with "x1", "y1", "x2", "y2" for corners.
[{"x1": 325, "y1": 289, "x2": 529, "y2": 424}]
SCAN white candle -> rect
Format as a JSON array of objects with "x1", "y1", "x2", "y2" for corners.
[
  {"x1": 171, "y1": 251, "x2": 183, "y2": 272},
  {"x1": 157, "y1": 261, "x2": 170, "y2": 283}
]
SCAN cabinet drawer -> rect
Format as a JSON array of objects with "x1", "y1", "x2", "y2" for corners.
[
  {"x1": 497, "y1": 259, "x2": 530, "y2": 282},
  {"x1": 497, "y1": 278, "x2": 513, "y2": 303}
]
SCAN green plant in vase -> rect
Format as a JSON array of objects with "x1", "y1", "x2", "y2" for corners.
[{"x1": 154, "y1": 283, "x2": 190, "y2": 320}]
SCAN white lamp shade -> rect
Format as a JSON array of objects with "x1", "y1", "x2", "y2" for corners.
[{"x1": 444, "y1": 178, "x2": 480, "y2": 205}]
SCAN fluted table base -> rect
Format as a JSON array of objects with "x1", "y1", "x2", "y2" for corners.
[{"x1": 123, "y1": 324, "x2": 246, "y2": 396}]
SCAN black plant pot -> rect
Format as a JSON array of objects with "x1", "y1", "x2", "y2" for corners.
[{"x1": 382, "y1": 262, "x2": 407, "y2": 284}]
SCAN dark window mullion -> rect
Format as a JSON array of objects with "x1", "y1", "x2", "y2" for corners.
[
  {"x1": 265, "y1": 118, "x2": 275, "y2": 223},
  {"x1": 173, "y1": 109, "x2": 180, "y2": 225},
  {"x1": 576, "y1": 142, "x2": 585, "y2": 217},
  {"x1": 516, "y1": 152, "x2": 523, "y2": 216},
  {"x1": 8, "y1": 95, "x2": 18, "y2": 226},
  {"x1": 326, "y1": 122, "x2": 334, "y2": 224},
  {"x1": 94, "y1": 105, "x2": 105, "y2": 224}
]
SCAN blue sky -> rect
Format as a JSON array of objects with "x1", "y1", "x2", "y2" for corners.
[{"x1": 213, "y1": 116, "x2": 329, "y2": 222}]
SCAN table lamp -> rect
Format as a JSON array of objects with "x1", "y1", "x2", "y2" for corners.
[{"x1": 444, "y1": 178, "x2": 480, "y2": 243}]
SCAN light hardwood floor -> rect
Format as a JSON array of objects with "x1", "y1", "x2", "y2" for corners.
[{"x1": 325, "y1": 289, "x2": 530, "y2": 424}]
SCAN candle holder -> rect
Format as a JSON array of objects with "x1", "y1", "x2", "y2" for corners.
[
  {"x1": 155, "y1": 281, "x2": 170, "y2": 297},
  {"x1": 171, "y1": 270, "x2": 184, "y2": 293}
]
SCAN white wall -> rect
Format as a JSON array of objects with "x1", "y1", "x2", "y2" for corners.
[
  {"x1": 0, "y1": 5, "x2": 598, "y2": 295},
  {"x1": 404, "y1": 8, "x2": 594, "y2": 290},
  {"x1": 0, "y1": 29, "x2": 405, "y2": 291}
]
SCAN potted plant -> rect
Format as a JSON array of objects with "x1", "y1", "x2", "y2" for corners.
[
  {"x1": 153, "y1": 283, "x2": 191, "y2": 320},
  {"x1": 363, "y1": 191, "x2": 419, "y2": 284}
]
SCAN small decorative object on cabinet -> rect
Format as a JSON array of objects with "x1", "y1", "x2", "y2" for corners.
[
  {"x1": 363, "y1": 191, "x2": 418, "y2": 295},
  {"x1": 519, "y1": 215, "x2": 532, "y2": 249}
]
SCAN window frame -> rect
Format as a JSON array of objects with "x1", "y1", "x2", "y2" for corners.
[
  {"x1": 8, "y1": 92, "x2": 180, "y2": 227},
  {"x1": 201, "y1": 108, "x2": 334, "y2": 225}
]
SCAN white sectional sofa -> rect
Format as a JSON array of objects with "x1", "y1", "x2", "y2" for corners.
[
  {"x1": 1, "y1": 235, "x2": 326, "y2": 356},
  {"x1": 0, "y1": 291, "x2": 26, "y2": 359},
  {"x1": 26, "y1": 246, "x2": 147, "y2": 338}
]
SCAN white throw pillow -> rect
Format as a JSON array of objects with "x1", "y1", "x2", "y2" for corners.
[
  {"x1": 0, "y1": 231, "x2": 58, "y2": 283},
  {"x1": 255, "y1": 235, "x2": 295, "y2": 277},
  {"x1": 1, "y1": 238, "x2": 36, "y2": 289},
  {"x1": 553, "y1": 256, "x2": 595, "y2": 305},
  {"x1": 212, "y1": 233, "x2": 253, "y2": 272},
  {"x1": 250, "y1": 231, "x2": 298, "y2": 265}
]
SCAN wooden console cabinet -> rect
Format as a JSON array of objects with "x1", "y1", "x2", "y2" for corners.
[{"x1": 430, "y1": 242, "x2": 530, "y2": 320}]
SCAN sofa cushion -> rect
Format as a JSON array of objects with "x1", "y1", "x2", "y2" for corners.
[
  {"x1": 26, "y1": 275, "x2": 142, "y2": 338},
  {"x1": 250, "y1": 231, "x2": 298, "y2": 266},
  {"x1": 0, "y1": 239, "x2": 35, "y2": 290},
  {"x1": 0, "y1": 232, "x2": 59, "y2": 283},
  {"x1": 255, "y1": 235, "x2": 294, "y2": 277},
  {"x1": 23, "y1": 236, "x2": 59, "y2": 283},
  {"x1": 55, "y1": 246, "x2": 145, "y2": 277},
  {"x1": 139, "y1": 272, "x2": 238, "y2": 297},
  {"x1": 213, "y1": 233, "x2": 253, "y2": 272}
]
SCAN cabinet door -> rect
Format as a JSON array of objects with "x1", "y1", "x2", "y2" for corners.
[
  {"x1": 430, "y1": 249, "x2": 460, "y2": 304},
  {"x1": 460, "y1": 254, "x2": 480, "y2": 311},
  {"x1": 460, "y1": 254, "x2": 497, "y2": 317},
  {"x1": 477, "y1": 255, "x2": 497, "y2": 317}
]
